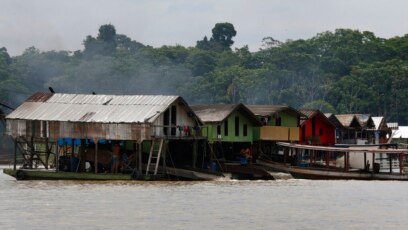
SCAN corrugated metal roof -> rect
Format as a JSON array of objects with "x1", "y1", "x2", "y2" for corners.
[
  {"x1": 354, "y1": 114, "x2": 370, "y2": 127},
  {"x1": 298, "y1": 108, "x2": 336, "y2": 127},
  {"x1": 372, "y1": 116, "x2": 386, "y2": 130},
  {"x1": 6, "y1": 93, "x2": 180, "y2": 123},
  {"x1": 191, "y1": 104, "x2": 261, "y2": 125},
  {"x1": 298, "y1": 109, "x2": 317, "y2": 119},
  {"x1": 387, "y1": 122, "x2": 399, "y2": 130},
  {"x1": 393, "y1": 126, "x2": 408, "y2": 138},
  {"x1": 191, "y1": 104, "x2": 239, "y2": 123},
  {"x1": 335, "y1": 114, "x2": 360, "y2": 128},
  {"x1": 25, "y1": 92, "x2": 53, "y2": 102},
  {"x1": 246, "y1": 105, "x2": 306, "y2": 118}
]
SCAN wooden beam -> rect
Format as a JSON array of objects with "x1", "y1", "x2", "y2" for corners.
[
  {"x1": 13, "y1": 138, "x2": 17, "y2": 170},
  {"x1": 193, "y1": 140, "x2": 198, "y2": 168},
  {"x1": 372, "y1": 153, "x2": 375, "y2": 173},
  {"x1": 56, "y1": 142, "x2": 59, "y2": 172},
  {"x1": 94, "y1": 139, "x2": 98, "y2": 173},
  {"x1": 138, "y1": 141, "x2": 142, "y2": 174}
]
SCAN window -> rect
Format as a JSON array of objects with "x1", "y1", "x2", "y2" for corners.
[
  {"x1": 235, "y1": 116, "x2": 239, "y2": 136},
  {"x1": 171, "y1": 106, "x2": 177, "y2": 135},
  {"x1": 319, "y1": 128, "x2": 323, "y2": 136},
  {"x1": 217, "y1": 125, "x2": 221, "y2": 135},
  {"x1": 276, "y1": 116, "x2": 282, "y2": 126},
  {"x1": 243, "y1": 124, "x2": 248, "y2": 136},
  {"x1": 224, "y1": 120, "x2": 228, "y2": 136}
]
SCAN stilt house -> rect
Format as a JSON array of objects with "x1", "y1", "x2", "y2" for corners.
[
  {"x1": 190, "y1": 104, "x2": 261, "y2": 161},
  {"x1": 246, "y1": 105, "x2": 306, "y2": 160},
  {"x1": 299, "y1": 109, "x2": 336, "y2": 146},
  {"x1": 5, "y1": 92, "x2": 204, "y2": 175},
  {"x1": 372, "y1": 116, "x2": 391, "y2": 144}
]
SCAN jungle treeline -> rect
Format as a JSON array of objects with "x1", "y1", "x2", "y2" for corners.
[{"x1": 1, "y1": 23, "x2": 408, "y2": 123}]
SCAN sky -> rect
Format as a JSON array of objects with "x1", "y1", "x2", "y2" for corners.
[{"x1": 1, "y1": 0, "x2": 408, "y2": 56}]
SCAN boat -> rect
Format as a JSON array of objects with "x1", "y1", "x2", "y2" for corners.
[
  {"x1": 219, "y1": 162, "x2": 275, "y2": 180},
  {"x1": 257, "y1": 142, "x2": 408, "y2": 180},
  {"x1": 3, "y1": 166, "x2": 226, "y2": 181}
]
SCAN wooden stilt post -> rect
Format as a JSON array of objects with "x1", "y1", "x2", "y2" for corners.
[
  {"x1": 399, "y1": 153, "x2": 403, "y2": 174},
  {"x1": 326, "y1": 151, "x2": 330, "y2": 168},
  {"x1": 45, "y1": 138, "x2": 50, "y2": 170},
  {"x1": 389, "y1": 154, "x2": 392, "y2": 173},
  {"x1": 94, "y1": 139, "x2": 98, "y2": 173},
  {"x1": 364, "y1": 152, "x2": 367, "y2": 171},
  {"x1": 372, "y1": 152, "x2": 375, "y2": 173},
  {"x1": 56, "y1": 142, "x2": 59, "y2": 172},
  {"x1": 13, "y1": 137, "x2": 17, "y2": 170},
  {"x1": 138, "y1": 141, "x2": 142, "y2": 174},
  {"x1": 162, "y1": 140, "x2": 167, "y2": 170},
  {"x1": 346, "y1": 152, "x2": 350, "y2": 171},
  {"x1": 193, "y1": 140, "x2": 198, "y2": 168}
]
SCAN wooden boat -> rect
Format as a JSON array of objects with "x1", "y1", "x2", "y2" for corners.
[
  {"x1": 2, "y1": 168, "x2": 164, "y2": 181},
  {"x1": 218, "y1": 162, "x2": 275, "y2": 180},
  {"x1": 257, "y1": 142, "x2": 408, "y2": 180},
  {"x1": 3, "y1": 166, "x2": 226, "y2": 181}
]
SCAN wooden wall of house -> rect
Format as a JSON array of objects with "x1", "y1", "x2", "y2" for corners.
[
  {"x1": 6, "y1": 119, "x2": 151, "y2": 141},
  {"x1": 300, "y1": 114, "x2": 335, "y2": 146},
  {"x1": 152, "y1": 101, "x2": 199, "y2": 137},
  {"x1": 204, "y1": 110, "x2": 254, "y2": 143},
  {"x1": 253, "y1": 110, "x2": 300, "y2": 141},
  {"x1": 266, "y1": 111, "x2": 299, "y2": 127}
]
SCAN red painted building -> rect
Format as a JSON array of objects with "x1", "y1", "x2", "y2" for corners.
[{"x1": 299, "y1": 109, "x2": 336, "y2": 146}]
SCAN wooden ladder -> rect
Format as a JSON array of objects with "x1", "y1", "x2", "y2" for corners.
[{"x1": 146, "y1": 139, "x2": 164, "y2": 175}]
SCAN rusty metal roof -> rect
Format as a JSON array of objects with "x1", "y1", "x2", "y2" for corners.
[
  {"x1": 298, "y1": 108, "x2": 335, "y2": 127},
  {"x1": 191, "y1": 104, "x2": 261, "y2": 125},
  {"x1": 246, "y1": 105, "x2": 306, "y2": 118},
  {"x1": 6, "y1": 93, "x2": 181, "y2": 123},
  {"x1": 298, "y1": 108, "x2": 317, "y2": 119},
  {"x1": 335, "y1": 114, "x2": 362, "y2": 129}
]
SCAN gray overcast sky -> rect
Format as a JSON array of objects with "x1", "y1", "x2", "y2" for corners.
[{"x1": 1, "y1": 0, "x2": 408, "y2": 56}]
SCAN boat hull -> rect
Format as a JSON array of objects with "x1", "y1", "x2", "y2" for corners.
[
  {"x1": 257, "y1": 159, "x2": 408, "y2": 180},
  {"x1": 3, "y1": 168, "x2": 222, "y2": 181}
]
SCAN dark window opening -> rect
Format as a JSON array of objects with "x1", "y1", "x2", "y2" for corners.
[
  {"x1": 235, "y1": 116, "x2": 239, "y2": 136},
  {"x1": 224, "y1": 120, "x2": 229, "y2": 136},
  {"x1": 217, "y1": 125, "x2": 221, "y2": 135},
  {"x1": 319, "y1": 128, "x2": 323, "y2": 136},
  {"x1": 276, "y1": 117, "x2": 282, "y2": 126},
  {"x1": 171, "y1": 105, "x2": 177, "y2": 135},
  {"x1": 243, "y1": 124, "x2": 248, "y2": 136},
  {"x1": 163, "y1": 109, "x2": 169, "y2": 135}
]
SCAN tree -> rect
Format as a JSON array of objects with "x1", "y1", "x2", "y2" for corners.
[
  {"x1": 83, "y1": 24, "x2": 118, "y2": 57},
  {"x1": 196, "y1": 23, "x2": 237, "y2": 51},
  {"x1": 97, "y1": 24, "x2": 116, "y2": 43},
  {"x1": 187, "y1": 50, "x2": 216, "y2": 76},
  {"x1": 210, "y1": 22, "x2": 237, "y2": 51}
]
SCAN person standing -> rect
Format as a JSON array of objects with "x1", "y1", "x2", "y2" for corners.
[{"x1": 112, "y1": 143, "x2": 121, "y2": 173}]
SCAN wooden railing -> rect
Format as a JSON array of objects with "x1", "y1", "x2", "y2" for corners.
[{"x1": 260, "y1": 126, "x2": 299, "y2": 141}]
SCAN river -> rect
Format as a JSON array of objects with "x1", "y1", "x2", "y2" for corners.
[{"x1": 1, "y1": 166, "x2": 408, "y2": 230}]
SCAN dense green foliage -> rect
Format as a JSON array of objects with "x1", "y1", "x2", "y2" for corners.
[{"x1": 1, "y1": 23, "x2": 408, "y2": 123}]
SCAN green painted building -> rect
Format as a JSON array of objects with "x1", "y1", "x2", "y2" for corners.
[
  {"x1": 246, "y1": 105, "x2": 305, "y2": 142},
  {"x1": 191, "y1": 104, "x2": 261, "y2": 161},
  {"x1": 191, "y1": 104, "x2": 261, "y2": 143}
]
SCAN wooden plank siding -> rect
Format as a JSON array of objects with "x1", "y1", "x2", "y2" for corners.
[
  {"x1": 204, "y1": 110, "x2": 255, "y2": 143},
  {"x1": 7, "y1": 119, "x2": 151, "y2": 141}
]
